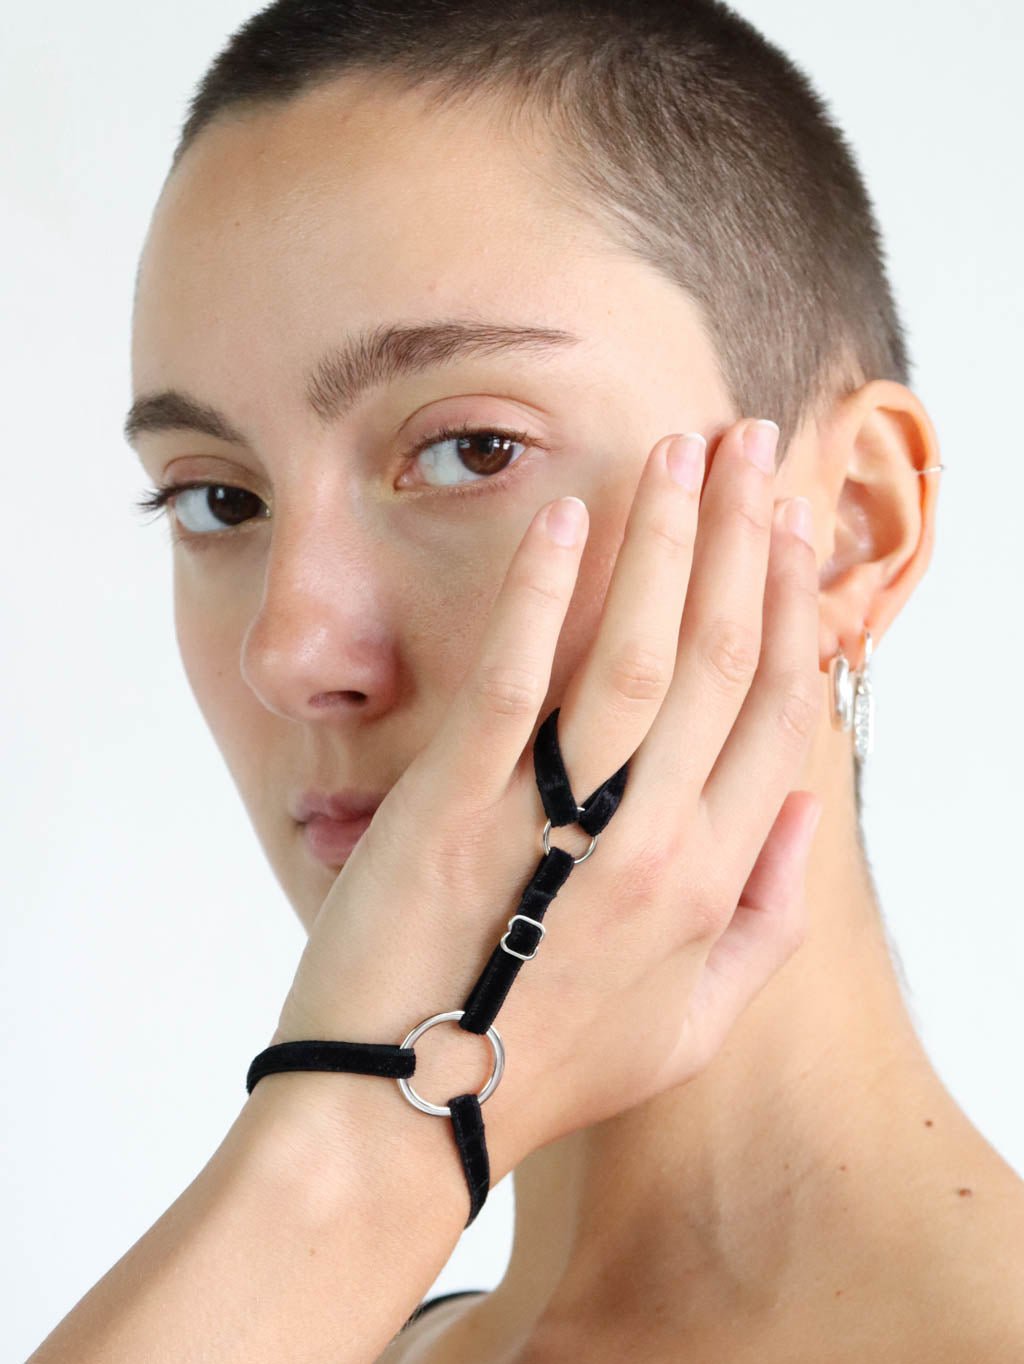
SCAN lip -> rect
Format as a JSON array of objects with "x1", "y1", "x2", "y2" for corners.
[
  {"x1": 291, "y1": 788, "x2": 386, "y2": 869},
  {"x1": 291, "y1": 788, "x2": 386, "y2": 823},
  {"x1": 301, "y1": 811, "x2": 375, "y2": 867}
]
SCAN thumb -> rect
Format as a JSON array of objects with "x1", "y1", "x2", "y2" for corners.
[{"x1": 681, "y1": 791, "x2": 823, "y2": 1064}]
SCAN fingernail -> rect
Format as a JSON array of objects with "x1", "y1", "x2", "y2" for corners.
[
  {"x1": 545, "y1": 496, "x2": 587, "y2": 545},
  {"x1": 743, "y1": 419, "x2": 780, "y2": 473},
  {"x1": 666, "y1": 433, "x2": 707, "y2": 490},
  {"x1": 783, "y1": 496, "x2": 814, "y2": 546}
]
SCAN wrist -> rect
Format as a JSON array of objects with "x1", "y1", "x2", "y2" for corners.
[
  {"x1": 249, "y1": 1018, "x2": 529, "y2": 1207},
  {"x1": 237, "y1": 1067, "x2": 469, "y2": 1235}
]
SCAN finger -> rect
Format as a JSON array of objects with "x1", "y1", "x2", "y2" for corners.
[
  {"x1": 423, "y1": 495, "x2": 590, "y2": 806},
  {"x1": 702, "y1": 495, "x2": 822, "y2": 862},
  {"x1": 630, "y1": 417, "x2": 780, "y2": 796},
  {"x1": 675, "y1": 791, "x2": 821, "y2": 1070},
  {"x1": 551, "y1": 432, "x2": 704, "y2": 808}
]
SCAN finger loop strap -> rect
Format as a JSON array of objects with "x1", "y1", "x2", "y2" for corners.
[
  {"x1": 245, "y1": 704, "x2": 630, "y2": 1230},
  {"x1": 533, "y1": 706, "x2": 630, "y2": 836}
]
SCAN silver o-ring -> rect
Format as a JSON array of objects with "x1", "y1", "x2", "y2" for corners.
[
  {"x1": 542, "y1": 810, "x2": 599, "y2": 864},
  {"x1": 396, "y1": 1010, "x2": 505, "y2": 1117}
]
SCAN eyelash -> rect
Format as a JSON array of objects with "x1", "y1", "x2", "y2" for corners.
[{"x1": 133, "y1": 421, "x2": 539, "y2": 543}]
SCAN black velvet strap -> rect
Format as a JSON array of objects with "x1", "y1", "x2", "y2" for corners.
[
  {"x1": 246, "y1": 1038, "x2": 414, "y2": 1092},
  {"x1": 460, "y1": 707, "x2": 630, "y2": 1036},
  {"x1": 244, "y1": 705, "x2": 630, "y2": 1230},
  {"x1": 458, "y1": 846, "x2": 574, "y2": 1033},
  {"x1": 532, "y1": 706, "x2": 631, "y2": 835},
  {"x1": 447, "y1": 1093, "x2": 490, "y2": 1224}
]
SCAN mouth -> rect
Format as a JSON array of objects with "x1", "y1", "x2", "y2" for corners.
[
  {"x1": 290, "y1": 787, "x2": 386, "y2": 869},
  {"x1": 300, "y1": 811, "x2": 376, "y2": 867}
]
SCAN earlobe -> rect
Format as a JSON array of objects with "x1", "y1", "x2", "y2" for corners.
[{"x1": 816, "y1": 379, "x2": 942, "y2": 664}]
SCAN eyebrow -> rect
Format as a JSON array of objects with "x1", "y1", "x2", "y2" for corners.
[{"x1": 123, "y1": 318, "x2": 582, "y2": 448}]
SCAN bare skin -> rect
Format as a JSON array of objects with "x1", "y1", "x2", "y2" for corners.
[{"x1": 127, "y1": 74, "x2": 1024, "y2": 1364}]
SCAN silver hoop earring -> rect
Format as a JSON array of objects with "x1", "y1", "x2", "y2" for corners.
[
  {"x1": 852, "y1": 629, "x2": 874, "y2": 763},
  {"x1": 829, "y1": 648, "x2": 855, "y2": 732},
  {"x1": 829, "y1": 629, "x2": 875, "y2": 763}
]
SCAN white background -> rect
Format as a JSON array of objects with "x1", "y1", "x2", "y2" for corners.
[{"x1": 3, "y1": 2, "x2": 1021, "y2": 1357}]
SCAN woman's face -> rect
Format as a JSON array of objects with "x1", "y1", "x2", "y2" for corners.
[{"x1": 128, "y1": 75, "x2": 769, "y2": 930}]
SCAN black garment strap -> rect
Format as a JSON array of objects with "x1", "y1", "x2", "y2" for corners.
[
  {"x1": 450, "y1": 707, "x2": 629, "y2": 1218},
  {"x1": 459, "y1": 707, "x2": 630, "y2": 1036},
  {"x1": 533, "y1": 706, "x2": 630, "y2": 835},
  {"x1": 447, "y1": 1093, "x2": 489, "y2": 1224},
  {"x1": 244, "y1": 704, "x2": 630, "y2": 1231},
  {"x1": 458, "y1": 846, "x2": 574, "y2": 1034},
  {"x1": 246, "y1": 1039, "x2": 414, "y2": 1092}
]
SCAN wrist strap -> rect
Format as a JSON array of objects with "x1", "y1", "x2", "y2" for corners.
[{"x1": 246, "y1": 706, "x2": 630, "y2": 1227}]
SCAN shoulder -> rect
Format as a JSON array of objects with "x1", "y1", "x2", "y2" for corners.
[
  {"x1": 951, "y1": 1260, "x2": 1024, "y2": 1363},
  {"x1": 911, "y1": 1180, "x2": 1024, "y2": 1363},
  {"x1": 943, "y1": 1311, "x2": 1024, "y2": 1364},
  {"x1": 376, "y1": 1290, "x2": 488, "y2": 1364}
]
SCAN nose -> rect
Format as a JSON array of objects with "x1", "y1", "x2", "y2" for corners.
[{"x1": 240, "y1": 500, "x2": 401, "y2": 724}]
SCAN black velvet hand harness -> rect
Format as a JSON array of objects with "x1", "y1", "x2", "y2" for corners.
[{"x1": 245, "y1": 706, "x2": 630, "y2": 1228}]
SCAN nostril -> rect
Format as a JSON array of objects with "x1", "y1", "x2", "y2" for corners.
[{"x1": 310, "y1": 690, "x2": 369, "y2": 708}]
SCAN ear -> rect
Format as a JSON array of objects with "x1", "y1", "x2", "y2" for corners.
[{"x1": 813, "y1": 380, "x2": 943, "y2": 669}]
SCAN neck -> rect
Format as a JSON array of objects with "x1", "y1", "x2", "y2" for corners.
[{"x1": 471, "y1": 750, "x2": 1016, "y2": 1358}]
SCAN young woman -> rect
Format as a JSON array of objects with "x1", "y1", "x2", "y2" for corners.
[{"x1": 28, "y1": 2, "x2": 1024, "y2": 1361}]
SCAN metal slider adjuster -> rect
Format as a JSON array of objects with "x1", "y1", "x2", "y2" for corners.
[
  {"x1": 395, "y1": 1009, "x2": 505, "y2": 1117},
  {"x1": 500, "y1": 912, "x2": 546, "y2": 961}
]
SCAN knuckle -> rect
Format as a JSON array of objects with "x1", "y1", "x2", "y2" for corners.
[
  {"x1": 677, "y1": 1013, "x2": 716, "y2": 1078},
  {"x1": 731, "y1": 490, "x2": 773, "y2": 538},
  {"x1": 605, "y1": 638, "x2": 672, "y2": 704},
  {"x1": 785, "y1": 903, "x2": 810, "y2": 953},
  {"x1": 700, "y1": 617, "x2": 761, "y2": 691},
  {"x1": 771, "y1": 896, "x2": 809, "y2": 962},
  {"x1": 644, "y1": 508, "x2": 693, "y2": 556},
  {"x1": 688, "y1": 860, "x2": 736, "y2": 934},
  {"x1": 687, "y1": 884, "x2": 732, "y2": 943},
  {"x1": 475, "y1": 661, "x2": 543, "y2": 716},
  {"x1": 517, "y1": 571, "x2": 566, "y2": 609},
  {"x1": 618, "y1": 827, "x2": 678, "y2": 909},
  {"x1": 774, "y1": 669, "x2": 823, "y2": 741},
  {"x1": 774, "y1": 554, "x2": 820, "y2": 606},
  {"x1": 422, "y1": 830, "x2": 485, "y2": 895}
]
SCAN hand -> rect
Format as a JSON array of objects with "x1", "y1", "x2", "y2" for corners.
[{"x1": 269, "y1": 417, "x2": 823, "y2": 1179}]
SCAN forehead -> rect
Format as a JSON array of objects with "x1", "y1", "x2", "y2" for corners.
[
  {"x1": 136, "y1": 80, "x2": 600, "y2": 341},
  {"x1": 130, "y1": 75, "x2": 723, "y2": 429}
]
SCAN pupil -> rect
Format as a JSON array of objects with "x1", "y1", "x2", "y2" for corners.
[
  {"x1": 457, "y1": 434, "x2": 515, "y2": 475},
  {"x1": 209, "y1": 486, "x2": 259, "y2": 526}
]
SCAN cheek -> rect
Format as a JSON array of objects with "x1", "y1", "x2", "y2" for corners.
[
  {"x1": 405, "y1": 556, "x2": 509, "y2": 705},
  {"x1": 173, "y1": 567, "x2": 255, "y2": 753},
  {"x1": 413, "y1": 497, "x2": 626, "y2": 716}
]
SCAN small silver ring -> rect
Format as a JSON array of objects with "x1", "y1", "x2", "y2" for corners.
[
  {"x1": 395, "y1": 1010, "x2": 505, "y2": 1117},
  {"x1": 542, "y1": 811, "x2": 599, "y2": 864}
]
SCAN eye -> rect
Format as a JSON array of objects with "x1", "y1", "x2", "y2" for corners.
[
  {"x1": 133, "y1": 481, "x2": 269, "y2": 541},
  {"x1": 404, "y1": 422, "x2": 533, "y2": 492},
  {"x1": 132, "y1": 422, "x2": 538, "y2": 540},
  {"x1": 173, "y1": 484, "x2": 269, "y2": 534}
]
